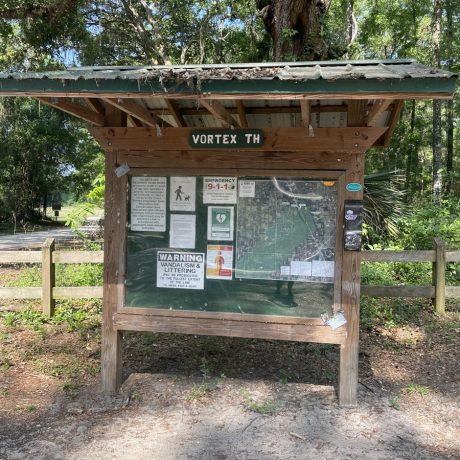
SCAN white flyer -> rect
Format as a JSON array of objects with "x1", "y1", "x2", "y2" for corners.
[
  {"x1": 203, "y1": 177, "x2": 237, "y2": 204},
  {"x1": 170, "y1": 214, "x2": 196, "y2": 249},
  {"x1": 239, "y1": 180, "x2": 256, "y2": 198},
  {"x1": 131, "y1": 177, "x2": 166, "y2": 232},
  {"x1": 170, "y1": 177, "x2": 196, "y2": 211},
  {"x1": 157, "y1": 251, "x2": 204, "y2": 290}
]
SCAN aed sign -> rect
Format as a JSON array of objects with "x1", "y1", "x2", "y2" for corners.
[{"x1": 189, "y1": 129, "x2": 264, "y2": 149}]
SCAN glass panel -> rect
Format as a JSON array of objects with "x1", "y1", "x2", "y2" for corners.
[{"x1": 125, "y1": 176, "x2": 338, "y2": 318}]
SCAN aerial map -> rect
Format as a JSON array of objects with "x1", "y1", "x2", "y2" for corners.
[{"x1": 235, "y1": 178, "x2": 337, "y2": 282}]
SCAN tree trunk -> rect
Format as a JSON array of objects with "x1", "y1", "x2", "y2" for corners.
[
  {"x1": 256, "y1": 0, "x2": 329, "y2": 61},
  {"x1": 431, "y1": 0, "x2": 442, "y2": 205},
  {"x1": 445, "y1": 0, "x2": 454, "y2": 195},
  {"x1": 405, "y1": 100, "x2": 420, "y2": 200}
]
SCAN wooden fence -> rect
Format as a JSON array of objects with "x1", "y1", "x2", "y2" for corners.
[{"x1": 0, "y1": 237, "x2": 459, "y2": 316}]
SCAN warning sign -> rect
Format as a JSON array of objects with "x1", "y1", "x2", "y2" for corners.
[{"x1": 157, "y1": 251, "x2": 205, "y2": 290}]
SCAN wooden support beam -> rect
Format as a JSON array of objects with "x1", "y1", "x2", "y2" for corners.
[
  {"x1": 103, "y1": 98, "x2": 172, "y2": 128},
  {"x1": 35, "y1": 97, "x2": 104, "y2": 126},
  {"x1": 164, "y1": 98, "x2": 186, "y2": 127},
  {"x1": 339, "y1": 153, "x2": 364, "y2": 407},
  {"x1": 84, "y1": 97, "x2": 105, "y2": 115},
  {"x1": 128, "y1": 115, "x2": 144, "y2": 127},
  {"x1": 101, "y1": 151, "x2": 127, "y2": 395},
  {"x1": 91, "y1": 127, "x2": 387, "y2": 153},
  {"x1": 367, "y1": 99, "x2": 393, "y2": 126},
  {"x1": 383, "y1": 100, "x2": 404, "y2": 146},
  {"x1": 347, "y1": 100, "x2": 368, "y2": 127},
  {"x1": 236, "y1": 100, "x2": 248, "y2": 127},
  {"x1": 300, "y1": 100, "x2": 311, "y2": 128},
  {"x1": 199, "y1": 99, "x2": 240, "y2": 128}
]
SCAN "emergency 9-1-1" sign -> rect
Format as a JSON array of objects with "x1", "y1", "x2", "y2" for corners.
[{"x1": 189, "y1": 129, "x2": 264, "y2": 149}]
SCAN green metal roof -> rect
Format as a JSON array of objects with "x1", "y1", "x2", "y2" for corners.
[{"x1": 0, "y1": 60, "x2": 456, "y2": 97}]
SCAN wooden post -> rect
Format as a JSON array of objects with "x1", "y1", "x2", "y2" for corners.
[
  {"x1": 101, "y1": 150, "x2": 126, "y2": 395},
  {"x1": 339, "y1": 104, "x2": 366, "y2": 407},
  {"x1": 42, "y1": 237, "x2": 55, "y2": 317},
  {"x1": 433, "y1": 237, "x2": 446, "y2": 315}
]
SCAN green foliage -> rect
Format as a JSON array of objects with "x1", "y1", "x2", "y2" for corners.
[
  {"x1": 406, "y1": 383, "x2": 430, "y2": 396},
  {"x1": 8, "y1": 263, "x2": 103, "y2": 288},
  {"x1": 239, "y1": 387, "x2": 278, "y2": 415}
]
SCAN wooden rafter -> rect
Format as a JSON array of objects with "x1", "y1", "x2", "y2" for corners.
[
  {"x1": 300, "y1": 100, "x2": 311, "y2": 128},
  {"x1": 236, "y1": 100, "x2": 248, "y2": 127},
  {"x1": 164, "y1": 98, "x2": 186, "y2": 127},
  {"x1": 199, "y1": 99, "x2": 240, "y2": 128},
  {"x1": 84, "y1": 97, "x2": 105, "y2": 115},
  {"x1": 35, "y1": 97, "x2": 104, "y2": 126},
  {"x1": 128, "y1": 115, "x2": 144, "y2": 127},
  {"x1": 347, "y1": 100, "x2": 368, "y2": 127},
  {"x1": 103, "y1": 98, "x2": 172, "y2": 128},
  {"x1": 367, "y1": 99, "x2": 393, "y2": 126}
]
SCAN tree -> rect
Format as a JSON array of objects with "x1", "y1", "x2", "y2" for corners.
[
  {"x1": 0, "y1": 97, "x2": 103, "y2": 221},
  {"x1": 256, "y1": 0, "x2": 331, "y2": 60}
]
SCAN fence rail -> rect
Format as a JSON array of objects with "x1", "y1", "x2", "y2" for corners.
[{"x1": 0, "y1": 238, "x2": 458, "y2": 316}]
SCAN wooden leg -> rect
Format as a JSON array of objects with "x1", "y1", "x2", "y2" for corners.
[
  {"x1": 101, "y1": 149, "x2": 127, "y2": 395},
  {"x1": 339, "y1": 152, "x2": 363, "y2": 407},
  {"x1": 102, "y1": 329, "x2": 122, "y2": 394}
]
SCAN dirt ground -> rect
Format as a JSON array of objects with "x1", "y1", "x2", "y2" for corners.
[{"x1": 0, "y1": 267, "x2": 459, "y2": 459}]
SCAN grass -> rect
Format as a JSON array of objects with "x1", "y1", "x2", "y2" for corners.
[
  {"x1": 406, "y1": 383, "x2": 430, "y2": 396},
  {"x1": 186, "y1": 357, "x2": 225, "y2": 402},
  {"x1": 389, "y1": 396, "x2": 400, "y2": 410},
  {"x1": 239, "y1": 388, "x2": 278, "y2": 415}
]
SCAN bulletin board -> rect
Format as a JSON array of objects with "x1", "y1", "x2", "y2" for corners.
[{"x1": 125, "y1": 174, "x2": 339, "y2": 318}]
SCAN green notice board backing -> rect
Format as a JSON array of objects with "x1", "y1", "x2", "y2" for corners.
[{"x1": 125, "y1": 175, "x2": 338, "y2": 318}]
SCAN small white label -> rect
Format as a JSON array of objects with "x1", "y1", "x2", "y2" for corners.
[{"x1": 239, "y1": 180, "x2": 256, "y2": 198}]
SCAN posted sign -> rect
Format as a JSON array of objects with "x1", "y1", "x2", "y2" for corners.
[
  {"x1": 157, "y1": 251, "x2": 205, "y2": 290},
  {"x1": 189, "y1": 129, "x2": 264, "y2": 149}
]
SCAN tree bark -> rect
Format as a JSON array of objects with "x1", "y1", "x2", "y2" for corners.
[
  {"x1": 256, "y1": 0, "x2": 329, "y2": 61},
  {"x1": 444, "y1": 0, "x2": 454, "y2": 195},
  {"x1": 431, "y1": 0, "x2": 442, "y2": 205}
]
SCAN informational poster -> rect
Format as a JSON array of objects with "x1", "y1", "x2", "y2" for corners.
[
  {"x1": 239, "y1": 180, "x2": 256, "y2": 198},
  {"x1": 169, "y1": 214, "x2": 196, "y2": 249},
  {"x1": 235, "y1": 179, "x2": 337, "y2": 282},
  {"x1": 206, "y1": 245, "x2": 233, "y2": 280},
  {"x1": 157, "y1": 251, "x2": 204, "y2": 290},
  {"x1": 207, "y1": 206, "x2": 234, "y2": 241},
  {"x1": 170, "y1": 177, "x2": 196, "y2": 211},
  {"x1": 131, "y1": 176, "x2": 166, "y2": 232},
  {"x1": 203, "y1": 177, "x2": 237, "y2": 204}
]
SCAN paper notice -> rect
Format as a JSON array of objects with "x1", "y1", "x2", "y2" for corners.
[
  {"x1": 206, "y1": 245, "x2": 233, "y2": 280},
  {"x1": 157, "y1": 251, "x2": 204, "y2": 290},
  {"x1": 238, "y1": 180, "x2": 256, "y2": 198},
  {"x1": 203, "y1": 177, "x2": 237, "y2": 204},
  {"x1": 131, "y1": 177, "x2": 166, "y2": 232},
  {"x1": 170, "y1": 214, "x2": 196, "y2": 249},
  {"x1": 170, "y1": 177, "x2": 196, "y2": 211}
]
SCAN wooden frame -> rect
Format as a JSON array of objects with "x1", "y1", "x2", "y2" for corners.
[{"x1": 101, "y1": 135, "x2": 364, "y2": 407}]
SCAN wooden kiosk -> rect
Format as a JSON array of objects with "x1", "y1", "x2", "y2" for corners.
[{"x1": 0, "y1": 60, "x2": 456, "y2": 406}]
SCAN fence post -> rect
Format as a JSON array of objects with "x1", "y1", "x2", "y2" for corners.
[
  {"x1": 42, "y1": 238, "x2": 55, "y2": 317},
  {"x1": 432, "y1": 237, "x2": 446, "y2": 315}
]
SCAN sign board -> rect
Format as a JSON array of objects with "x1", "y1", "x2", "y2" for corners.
[
  {"x1": 203, "y1": 177, "x2": 237, "y2": 204},
  {"x1": 157, "y1": 251, "x2": 205, "y2": 290},
  {"x1": 189, "y1": 129, "x2": 264, "y2": 149},
  {"x1": 131, "y1": 177, "x2": 166, "y2": 232}
]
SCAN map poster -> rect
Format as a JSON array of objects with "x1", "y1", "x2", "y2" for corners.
[
  {"x1": 131, "y1": 177, "x2": 166, "y2": 232},
  {"x1": 203, "y1": 177, "x2": 237, "y2": 204},
  {"x1": 170, "y1": 177, "x2": 196, "y2": 211},
  {"x1": 207, "y1": 206, "x2": 234, "y2": 241},
  {"x1": 169, "y1": 214, "x2": 196, "y2": 249},
  {"x1": 157, "y1": 251, "x2": 205, "y2": 290},
  {"x1": 206, "y1": 245, "x2": 233, "y2": 280}
]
